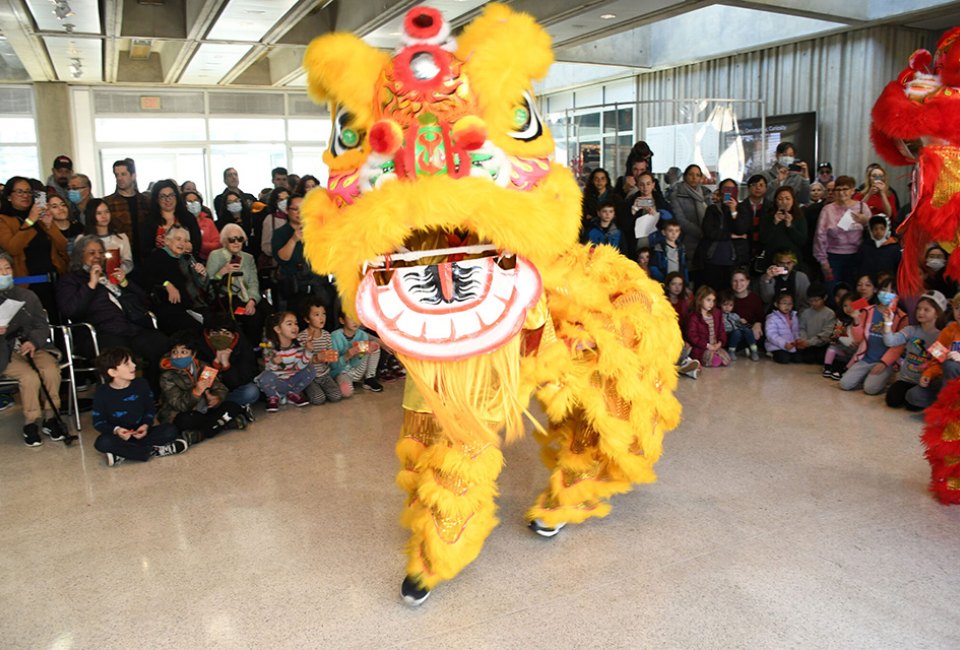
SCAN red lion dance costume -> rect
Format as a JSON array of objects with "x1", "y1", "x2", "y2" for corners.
[
  {"x1": 872, "y1": 28, "x2": 960, "y2": 504},
  {"x1": 300, "y1": 4, "x2": 683, "y2": 604}
]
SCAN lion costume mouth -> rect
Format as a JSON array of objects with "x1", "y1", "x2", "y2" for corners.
[{"x1": 356, "y1": 234, "x2": 542, "y2": 361}]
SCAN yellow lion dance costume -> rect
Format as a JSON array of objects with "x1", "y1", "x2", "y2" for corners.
[{"x1": 301, "y1": 4, "x2": 682, "y2": 605}]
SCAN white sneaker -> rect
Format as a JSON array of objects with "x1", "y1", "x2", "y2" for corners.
[
  {"x1": 529, "y1": 519, "x2": 566, "y2": 538},
  {"x1": 679, "y1": 358, "x2": 701, "y2": 379},
  {"x1": 105, "y1": 452, "x2": 125, "y2": 467}
]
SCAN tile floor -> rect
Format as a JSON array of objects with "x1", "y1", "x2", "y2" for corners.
[{"x1": 1, "y1": 360, "x2": 958, "y2": 649}]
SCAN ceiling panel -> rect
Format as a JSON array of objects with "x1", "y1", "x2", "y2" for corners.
[
  {"x1": 206, "y1": 0, "x2": 300, "y2": 42},
  {"x1": 0, "y1": 36, "x2": 30, "y2": 80},
  {"x1": 179, "y1": 42, "x2": 252, "y2": 84},
  {"x1": 545, "y1": 0, "x2": 682, "y2": 46},
  {"x1": 26, "y1": 0, "x2": 101, "y2": 35},
  {"x1": 43, "y1": 34, "x2": 101, "y2": 82}
]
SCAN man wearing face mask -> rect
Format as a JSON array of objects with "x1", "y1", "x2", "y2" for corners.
[
  {"x1": 67, "y1": 173, "x2": 94, "y2": 222},
  {"x1": 762, "y1": 141, "x2": 811, "y2": 205}
]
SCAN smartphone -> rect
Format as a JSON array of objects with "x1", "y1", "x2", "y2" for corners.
[
  {"x1": 33, "y1": 191, "x2": 46, "y2": 209},
  {"x1": 636, "y1": 198, "x2": 654, "y2": 209},
  {"x1": 105, "y1": 249, "x2": 121, "y2": 284},
  {"x1": 723, "y1": 192, "x2": 732, "y2": 202},
  {"x1": 230, "y1": 254, "x2": 241, "y2": 265}
]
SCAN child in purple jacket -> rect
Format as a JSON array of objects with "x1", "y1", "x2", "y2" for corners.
[{"x1": 765, "y1": 292, "x2": 801, "y2": 364}]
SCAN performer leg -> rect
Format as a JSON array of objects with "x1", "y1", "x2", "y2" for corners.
[{"x1": 395, "y1": 409, "x2": 503, "y2": 591}]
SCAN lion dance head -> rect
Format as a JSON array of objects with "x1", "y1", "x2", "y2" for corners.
[{"x1": 300, "y1": 3, "x2": 581, "y2": 366}]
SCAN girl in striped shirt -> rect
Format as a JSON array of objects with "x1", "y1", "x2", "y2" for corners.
[{"x1": 255, "y1": 311, "x2": 319, "y2": 412}]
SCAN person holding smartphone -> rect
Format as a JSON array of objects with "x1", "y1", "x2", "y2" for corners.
[
  {"x1": 205, "y1": 223, "x2": 266, "y2": 344},
  {"x1": 0, "y1": 177, "x2": 69, "y2": 320},
  {"x1": 853, "y1": 165, "x2": 898, "y2": 225}
]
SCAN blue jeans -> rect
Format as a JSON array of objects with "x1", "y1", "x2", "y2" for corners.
[
  {"x1": 227, "y1": 382, "x2": 261, "y2": 406},
  {"x1": 727, "y1": 327, "x2": 756, "y2": 350},
  {"x1": 905, "y1": 360, "x2": 960, "y2": 408}
]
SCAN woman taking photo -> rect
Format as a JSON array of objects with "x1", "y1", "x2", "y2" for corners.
[
  {"x1": 83, "y1": 198, "x2": 134, "y2": 276},
  {"x1": 854, "y1": 164, "x2": 898, "y2": 225},
  {"x1": 0, "y1": 177, "x2": 69, "y2": 319},
  {"x1": 761, "y1": 186, "x2": 807, "y2": 262},
  {"x1": 206, "y1": 223, "x2": 267, "y2": 344},
  {"x1": 141, "y1": 180, "x2": 201, "y2": 260},
  {"x1": 48, "y1": 193, "x2": 83, "y2": 254},
  {"x1": 700, "y1": 179, "x2": 750, "y2": 291}
]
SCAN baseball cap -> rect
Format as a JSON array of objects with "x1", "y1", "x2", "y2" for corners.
[
  {"x1": 923, "y1": 290, "x2": 948, "y2": 313},
  {"x1": 817, "y1": 161, "x2": 832, "y2": 171},
  {"x1": 53, "y1": 155, "x2": 73, "y2": 170}
]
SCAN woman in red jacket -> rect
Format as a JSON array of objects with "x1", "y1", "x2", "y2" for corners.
[{"x1": 685, "y1": 285, "x2": 731, "y2": 367}]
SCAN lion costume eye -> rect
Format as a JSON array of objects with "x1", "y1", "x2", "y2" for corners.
[
  {"x1": 507, "y1": 91, "x2": 543, "y2": 142},
  {"x1": 332, "y1": 108, "x2": 364, "y2": 156}
]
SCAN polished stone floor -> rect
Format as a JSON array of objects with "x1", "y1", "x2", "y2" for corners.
[{"x1": 1, "y1": 360, "x2": 958, "y2": 649}]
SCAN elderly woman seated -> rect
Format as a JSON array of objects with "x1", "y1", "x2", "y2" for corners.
[
  {"x1": 140, "y1": 224, "x2": 212, "y2": 334},
  {"x1": 56, "y1": 234, "x2": 169, "y2": 392},
  {"x1": 206, "y1": 223, "x2": 268, "y2": 344}
]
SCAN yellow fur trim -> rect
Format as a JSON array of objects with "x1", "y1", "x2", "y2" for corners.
[
  {"x1": 300, "y1": 169, "x2": 582, "y2": 321},
  {"x1": 303, "y1": 33, "x2": 389, "y2": 130},
  {"x1": 457, "y1": 4, "x2": 555, "y2": 158}
]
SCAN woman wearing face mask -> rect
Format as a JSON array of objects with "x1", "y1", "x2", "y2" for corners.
[
  {"x1": 183, "y1": 190, "x2": 220, "y2": 261},
  {"x1": 762, "y1": 141, "x2": 811, "y2": 205},
  {"x1": 141, "y1": 179, "x2": 202, "y2": 259},
  {"x1": 0, "y1": 177, "x2": 70, "y2": 321},
  {"x1": 256, "y1": 187, "x2": 290, "y2": 270},
  {"x1": 142, "y1": 224, "x2": 211, "y2": 334},
  {"x1": 83, "y1": 198, "x2": 134, "y2": 276},
  {"x1": 920, "y1": 245, "x2": 956, "y2": 297},
  {"x1": 0, "y1": 251, "x2": 67, "y2": 446},
  {"x1": 215, "y1": 189, "x2": 255, "y2": 248}
]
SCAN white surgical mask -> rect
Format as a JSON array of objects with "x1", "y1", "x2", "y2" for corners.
[
  {"x1": 927, "y1": 258, "x2": 946, "y2": 271},
  {"x1": 277, "y1": 199, "x2": 288, "y2": 213},
  {"x1": 186, "y1": 201, "x2": 201, "y2": 216},
  {"x1": 778, "y1": 155, "x2": 795, "y2": 167},
  {"x1": 226, "y1": 202, "x2": 242, "y2": 214}
]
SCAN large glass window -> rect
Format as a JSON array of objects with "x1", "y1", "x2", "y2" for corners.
[
  {"x1": 209, "y1": 118, "x2": 285, "y2": 142},
  {"x1": 95, "y1": 118, "x2": 206, "y2": 143},
  {"x1": 209, "y1": 144, "x2": 287, "y2": 199},
  {"x1": 0, "y1": 116, "x2": 39, "y2": 181},
  {"x1": 100, "y1": 147, "x2": 207, "y2": 198}
]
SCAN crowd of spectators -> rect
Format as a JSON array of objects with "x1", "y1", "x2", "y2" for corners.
[
  {"x1": 0, "y1": 156, "x2": 404, "y2": 458},
  {"x1": 580, "y1": 140, "x2": 956, "y2": 414}
]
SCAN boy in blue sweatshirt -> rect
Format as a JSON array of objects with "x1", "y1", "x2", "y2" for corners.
[{"x1": 92, "y1": 347, "x2": 188, "y2": 467}]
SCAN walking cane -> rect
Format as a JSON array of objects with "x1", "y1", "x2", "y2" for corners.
[{"x1": 25, "y1": 353, "x2": 78, "y2": 446}]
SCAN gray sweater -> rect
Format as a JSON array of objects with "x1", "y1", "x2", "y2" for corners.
[
  {"x1": 798, "y1": 305, "x2": 836, "y2": 347},
  {"x1": 883, "y1": 325, "x2": 940, "y2": 383}
]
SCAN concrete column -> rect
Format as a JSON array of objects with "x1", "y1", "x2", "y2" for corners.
[{"x1": 33, "y1": 82, "x2": 74, "y2": 180}]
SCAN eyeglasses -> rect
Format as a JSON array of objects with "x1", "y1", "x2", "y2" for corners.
[
  {"x1": 158, "y1": 193, "x2": 177, "y2": 200},
  {"x1": 835, "y1": 187, "x2": 854, "y2": 192},
  {"x1": 10, "y1": 189, "x2": 32, "y2": 196},
  {"x1": 226, "y1": 237, "x2": 245, "y2": 244}
]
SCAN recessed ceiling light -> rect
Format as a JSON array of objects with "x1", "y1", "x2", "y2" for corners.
[{"x1": 600, "y1": 13, "x2": 616, "y2": 20}]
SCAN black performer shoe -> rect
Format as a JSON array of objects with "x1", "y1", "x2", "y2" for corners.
[
  {"x1": 528, "y1": 519, "x2": 566, "y2": 538},
  {"x1": 400, "y1": 576, "x2": 431, "y2": 607}
]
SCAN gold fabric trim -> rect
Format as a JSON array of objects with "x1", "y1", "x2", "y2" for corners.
[
  {"x1": 931, "y1": 145, "x2": 960, "y2": 209},
  {"x1": 432, "y1": 508, "x2": 471, "y2": 544},
  {"x1": 946, "y1": 477, "x2": 960, "y2": 492},
  {"x1": 943, "y1": 422, "x2": 960, "y2": 442}
]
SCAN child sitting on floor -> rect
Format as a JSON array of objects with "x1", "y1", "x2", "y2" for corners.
[
  {"x1": 796, "y1": 283, "x2": 837, "y2": 364},
  {"x1": 93, "y1": 347, "x2": 187, "y2": 467},
  {"x1": 719, "y1": 290, "x2": 759, "y2": 361},
  {"x1": 256, "y1": 311, "x2": 320, "y2": 412},
  {"x1": 331, "y1": 313, "x2": 383, "y2": 396},
  {"x1": 823, "y1": 293, "x2": 858, "y2": 380},
  {"x1": 297, "y1": 297, "x2": 343, "y2": 405},
  {"x1": 664, "y1": 272, "x2": 692, "y2": 333},
  {"x1": 839, "y1": 277, "x2": 908, "y2": 395},
  {"x1": 158, "y1": 332, "x2": 245, "y2": 445},
  {"x1": 685, "y1": 285, "x2": 731, "y2": 368},
  {"x1": 882, "y1": 290, "x2": 945, "y2": 409},
  {"x1": 765, "y1": 292, "x2": 802, "y2": 364},
  {"x1": 910, "y1": 291, "x2": 960, "y2": 410}
]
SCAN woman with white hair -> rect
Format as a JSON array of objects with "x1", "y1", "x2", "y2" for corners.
[
  {"x1": 206, "y1": 223, "x2": 266, "y2": 342},
  {"x1": 140, "y1": 224, "x2": 211, "y2": 334}
]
